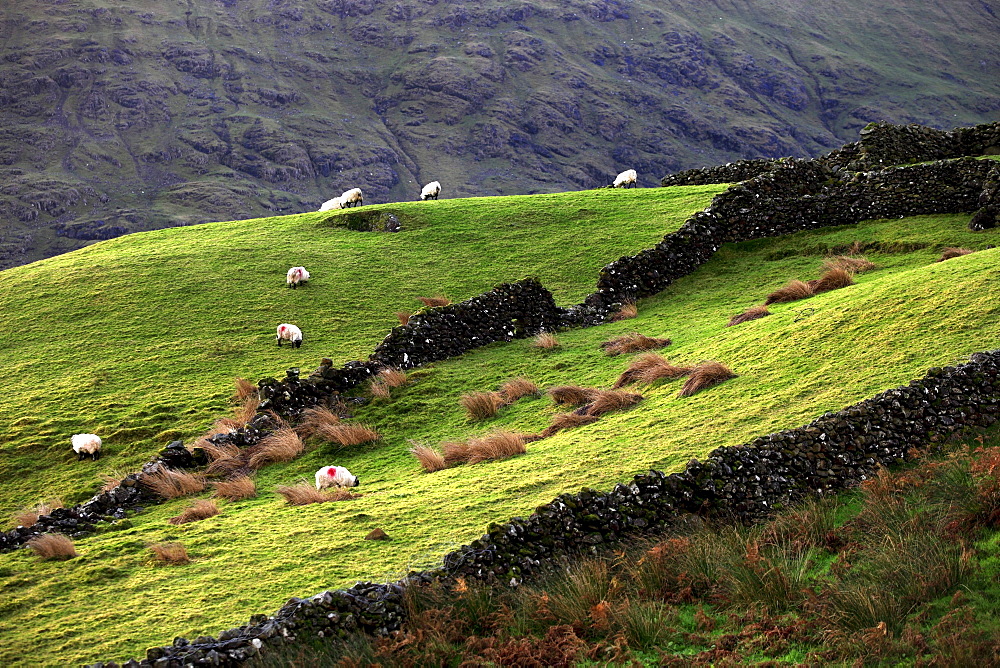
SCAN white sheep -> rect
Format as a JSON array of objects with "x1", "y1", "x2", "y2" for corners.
[
  {"x1": 420, "y1": 181, "x2": 441, "y2": 200},
  {"x1": 613, "y1": 169, "x2": 638, "y2": 188},
  {"x1": 71, "y1": 433, "x2": 102, "y2": 461},
  {"x1": 315, "y1": 465, "x2": 359, "y2": 490},
  {"x1": 340, "y1": 187, "x2": 363, "y2": 208},
  {"x1": 286, "y1": 266, "x2": 310, "y2": 289},
  {"x1": 276, "y1": 323, "x2": 303, "y2": 348},
  {"x1": 318, "y1": 196, "x2": 343, "y2": 212}
]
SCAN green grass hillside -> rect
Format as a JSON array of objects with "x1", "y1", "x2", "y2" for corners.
[{"x1": 0, "y1": 187, "x2": 998, "y2": 665}]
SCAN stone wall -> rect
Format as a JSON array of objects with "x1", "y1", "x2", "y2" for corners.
[{"x1": 92, "y1": 348, "x2": 1000, "y2": 667}]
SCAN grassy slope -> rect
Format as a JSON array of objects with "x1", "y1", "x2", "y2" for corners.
[{"x1": 0, "y1": 189, "x2": 998, "y2": 664}]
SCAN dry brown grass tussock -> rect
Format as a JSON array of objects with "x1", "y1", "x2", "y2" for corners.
[
  {"x1": 460, "y1": 391, "x2": 505, "y2": 420},
  {"x1": 441, "y1": 440, "x2": 471, "y2": 466},
  {"x1": 609, "y1": 301, "x2": 638, "y2": 322},
  {"x1": 232, "y1": 377, "x2": 258, "y2": 405},
  {"x1": 532, "y1": 331, "x2": 560, "y2": 349},
  {"x1": 600, "y1": 331, "x2": 672, "y2": 356},
  {"x1": 149, "y1": 542, "x2": 190, "y2": 565},
  {"x1": 276, "y1": 482, "x2": 359, "y2": 505},
  {"x1": 246, "y1": 428, "x2": 305, "y2": 470},
  {"x1": 811, "y1": 267, "x2": 854, "y2": 294},
  {"x1": 548, "y1": 385, "x2": 602, "y2": 406},
  {"x1": 614, "y1": 353, "x2": 692, "y2": 388},
  {"x1": 678, "y1": 361, "x2": 738, "y2": 397},
  {"x1": 726, "y1": 305, "x2": 771, "y2": 327},
  {"x1": 938, "y1": 247, "x2": 973, "y2": 261},
  {"x1": 232, "y1": 393, "x2": 261, "y2": 425},
  {"x1": 410, "y1": 442, "x2": 447, "y2": 473},
  {"x1": 584, "y1": 390, "x2": 643, "y2": 417},
  {"x1": 418, "y1": 296, "x2": 451, "y2": 308},
  {"x1": 168, "y1": 499, "x2": 220, "y2": 525},
  {"x1": 369, "y1": 379, "x2": 391, "y2": 399},
  {"x1": 212, "y1": 476, "x2": 257, "y2": 501},
  {"x1": 12, "y1": 499, "x2": 64, "y2": 528},
  {"x1": 27, "y1": 534, "x2": 77, "y2": 560},
  {"x1": 396, "y1": 311, "x2": 411, "y2": 326},
  {"x1": 100, "y1": 469, "x2": 130, "y2": 493},
  {"x1": 315, "y1": 422, "x2": 381, "y2": 447},
  {"x1": 379, "y1": 368, "x2": 408, "y2": 388},
  {"x1": 540, "y1": 412, "x2": 601, "y2": 438},
  {"x1": 466, "y1": 431, "x2": 527, "y2": 464},
  {"x1": 764, "y1": 279, "x2": 814, "y2": 305},
  {"x1": 822, "y1": 255, "x2": 876, "y2": 274},
  {"x1": 295, "y1": 405, "x2": 342, "y2": 439},
  {"x1": 499, "y1": 377, "x2": 540, "y2": 403},
  {"x1": 142, "y1": 468, "x2": 207, "y2": 499},
  {"x1": 204, "y1": 443, "x2": 244, "y2": 477}
]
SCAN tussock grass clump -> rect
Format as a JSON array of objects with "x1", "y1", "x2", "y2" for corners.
[
  {"x1": 315, "y1": 422, "x2": 381, "y2": 447},
  {"x1": 460, "y1": 391, "x2": 505, "y2": 421},
  {"x1": 498, "y1": 377, "x2": 540, "y2": 403},
  {"x1": 609, "y1": 301, "x2": 638, "y2": 322},
  {"x1": 247, "y1": 429, "x2": 304, "y2": 469},
  {"x1": 600, "y1": 332, "x2": 672, "y2": 356},
  {"x1": 441, "y1": 440, "x2": 471, "y2": 467},
  {"x1": 395, "y1": 311, "x2": 411, "y2": 326},
  {"x1": 232, "y1": 393, "x2": 261, "y2": 425},
  {"x1": 532, "y1": 331, "x2": 560, "y2": 349},
  {"x1": 378, "y1": 368, "x2": 408, "y2": 388},
  {"x1": 100, "y1": 469, "x2": 130, "y2": 494},
  {"x1": 764, "y1": 279, "x2": 814, "y2": 305},
  {"x1": 276, "y1": 482, "x2": 359, "y2": 506},
  {"x1": 540, "y1": 412, "x2": 600, "y2": 438},
  {"x1": 142, "y1": 468, "x2": 207, "y2": 499},
  {"x1": 167, "y1": 499, "x2": 220, "y2": 525},
  {"x1": 212, "y1": 476, "x2": 257, "y2": 501},
  {"x1": 584, "y1": 390, "x2": 643, "y2": 417},
  {"x1": 726, "y1": 305, "x2": 770, "y2": 327},
  {"x1": 614, "y1": 353, "x2": 692, "y2": 388},
  {"x1": 822, "y1": 255, "x2": 877, "y2": 274},
  {"x1": 12, "y1": 499, "x2": 64, "y2": 528},
  {"x1": 418, "y1": 296, "x2": 451, "y2": 308},
  {"x1": 678, "y1": 361, "x2": 737, "y2": 397},
  {"x1": 811, "y1": 267, "x2": 854, "y2": 294},
  {"x1": 27, "y1": 534, "x2": 77, "y2": 560},
  {"x1": 547, "y1": 385, "x2": 601, "y2": 406},
  {"x1": 938, "y1": 247, "x2": 973, "y2": 261},
  {"x1": 149, "y1": 542, "x2": 190, "y2": 565},
  {"x1": 203, "y1": 442, "x2": 244, "y2": 477},
  {"x1": 368, "y1": 379, "x2": 391, "y2": 400},
  {"x1": 232, "y1": 377, "x2": 258, "y2": 405},
  {"x1": 295, "y1": 405, "x2": 342, "y2": 440},
  {"x1": 466, "y1": 431, "x2": 528, "y2": 464},
  {"x1": 409, "y1": 442, "x2": 447, "y2": 473}
]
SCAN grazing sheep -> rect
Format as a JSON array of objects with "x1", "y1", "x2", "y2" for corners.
[
  {"x1": 276, "y1": 323, "x2": 303, "y2": 348},
  {"x1": 613, "y1": 169, "x2": 637, "y2": 188},
  {"x1": 318, "y1": 196, "x2": 343, "y2": 212},
  {"x1": 340, "y1": 187, "x2": 363, "y2": 208},
  {"x1": 286, "y1": 266, "x2": 310, "y2": 289},
  {"x1": 71, "y1": 433, "x2": 102, "y2": 461},
  {"x1": 315, "y1": 465, "x2": 359, "y2": 490},
  {"x1": 420, "y1": 181, "x2": 441, "y2": 200}
]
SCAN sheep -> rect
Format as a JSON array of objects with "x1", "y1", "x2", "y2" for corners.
[
  {"x1": 319, "y1": 196, "x2": 343, "y2": 212},
  {"x1": 315, "y1": 465, "x2": 359, "y2": 490},
  {"x1": 420, "y1": 181, "x2": 441, "y2": 200},
  {"x1": 340, "y1": 187, "x2": 363, "y2": 208},
  {"x1": 276, "y1": 323, "x2": 303, "y2": 348},
  {"x1": 71, "y1": 433, "x2": 102, "y2": 461},
  {"x1": 286, "y1": 266, "x2": 310, "y2": 289},
  {"x1": 613, "y1": 169, "x2": 638, "y2": 188}
]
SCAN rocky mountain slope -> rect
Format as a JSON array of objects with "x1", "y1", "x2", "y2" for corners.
[{"x1": 1, "y1": 0, "x2": 998, "y2": 269}]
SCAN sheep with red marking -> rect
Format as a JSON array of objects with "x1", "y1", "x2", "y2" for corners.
[
  {"x1": 315, "y1": 465, "x2": 359, "y2": 490},
  {"x1": 286, "y1": 266, "x2": 310, "y2": 289},
  {"x1": 276, "y1": 323, "x2": 303, "y2": 348},
  {"x1": 71, "y1": 433, "x2": 102, "y2": 461}
]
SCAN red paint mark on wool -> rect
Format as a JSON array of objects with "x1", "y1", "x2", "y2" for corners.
[{"x1": 327, "y1": 467, "x2": 336, "y2": 476}]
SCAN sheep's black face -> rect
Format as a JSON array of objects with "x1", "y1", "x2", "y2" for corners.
[
  {"x1": 293, "y1": 339, "x2": 302, "y2": 348},
  {"x1": 352, "y1": 477, "x2": 359, "y2": 487}
]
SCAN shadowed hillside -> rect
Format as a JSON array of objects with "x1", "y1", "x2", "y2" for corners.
[{"x1": 1, "y1": 0, "x2": 999, "y2": 268}]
